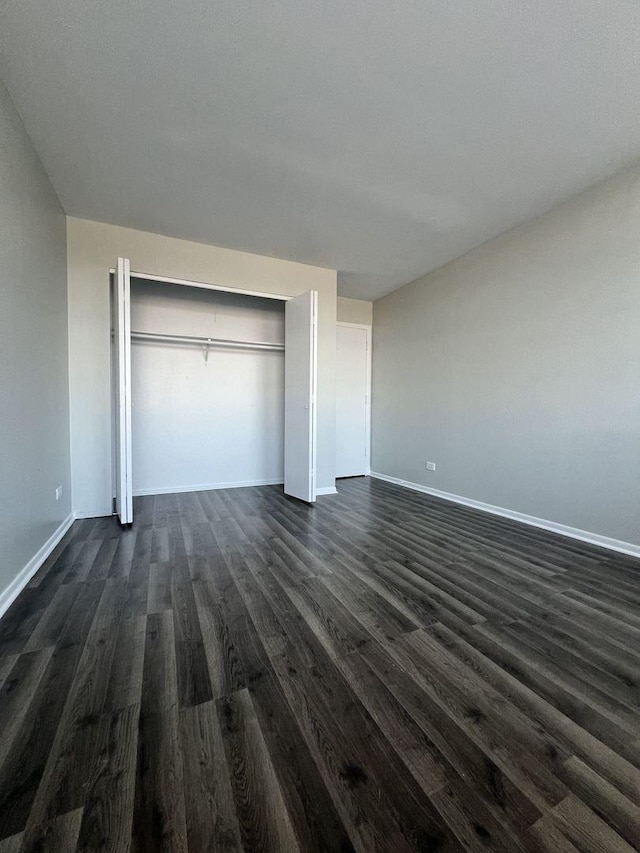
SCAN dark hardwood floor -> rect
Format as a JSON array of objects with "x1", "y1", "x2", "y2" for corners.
[{"x1": 0, "y1": 477, "x2": 639, "y2": 852}]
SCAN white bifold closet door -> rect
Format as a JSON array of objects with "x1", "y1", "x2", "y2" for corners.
[
  {"x1": 113, "y1": 257, "x2": 133, "y2": 525},
  {"x1": 113, "y1": 268, "x2": 317, "y2": 514},
  {"x1": 284, "y1": 290, "x2": 318, "y2": 503}
]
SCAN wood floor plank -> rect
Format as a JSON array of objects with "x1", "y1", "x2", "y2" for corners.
[
  {"x1": 359, "y1": 637, "x2": 543, "y2": 833},
  {"x1": 546, "y1": 794, "x2": 636, "y2": 853},
  {"x1": 85, "y1": 539, "x2": 120, "y2": 583},
  {"x1": 222, "y1": 550, "x2": 289, "y2": 657},
  {"x1": 0, "y1": 834, "x2": 22, "y2": 853},
  {"x1": 21, "y1": 808, "x2": 83, "y2": 852},
  {"x1": 557, "y1": 756, "x2": 640, "y2": 848},
  {"x1": 320, "y1": 567, "x2": 420, "y2": 643},
  {"x1": 504, "y1": 618, "x2": 640, "y2": 720},
  {"x1": 108, "y1": 528, "x2": 138, "y2": 579},
  {"x1": 75, "y1": 704, "x2": 140, "y2": 852},
  {"x1": 472, "y1": 621, "x2": 640, "y2": 766},
  {"x1": 62, "y1": 539, "x2": 103, "y2": 585},
  {"x1": 0, "y1": 588, "x2": 52, "y2": 656},
  {"x1": 20, "y1": 579, "x2": 128, "y2": 846},
  {"x1": 510, "y1": 612, "x2": 640, "y2": 709},
  {"x1": 170, "y1": 561, "x2": 213, "y2": 708},
  {"x1": 191, "y1": 557, "x2": 273, "y2": 700},
  {"x1": 0, "y1": 654, "x2": 18, "y2": 692},
  {"x1": 425, "y1": 620, "x2": 640, "y2": 806},
  {"x1": 526, "y1": 815, "x2": 581, "y2": 853},
  {"x1": 388, "y1": 630, "x2": 583, "y2": 810},
  {"x1": 0, "y1": 581, "x2": 105, "y2": 840},
  {"x1": 27, "y1": 522, "x2": 88, "y2": 590},
  {"x1": 192, "y1": 580, "x2": 247, "y2": 699},
  {"x1": 275, "y1": 575, "x2": 372, "y2": 660},
  {"x1": 335, "y1": 650, "x2": 449, "y2": 796},
  {"x1": 0, "y1": 477, "x2": 638, "y2": 851},
  {"x1": 23, "y1": 583, "x2": 81, "y2": 652},
  {"x1": 103, "y1": 615, "x2": 147, "y2": 713},
  {"x1": 181, "y1": 522, "x2": 218, "y2": 558},
  {"x1": 147, "y1": 563, "x2": 172, "y2": 614},
  {"x1": 430, "y1": 778, "x2": 527, "y2": 852},
  {"x1": 178, "y1": 701, "x2": 243, "y2": 853},
  {"x1": 132, "y1": 611, "x2": 188, "y2": 853},
  {"x1": 150, "y1": 529, "x2": 170, "y2": 565},
  {"x1": 0, "y1": 648, "x2": 54, "y2": 772},
  {"x1": 129, "y1": 528, "x2": 153, "y2": 581},
  {"x1": 247, "y1": 672, "x2": 355, "y2": 852},
  {"x1": 120, "y1": 564, "x2": 149, "y2": 621},
  {"x1": 270, "y1": 644, "x2": 465, "y2": 852},
  {"x1": 217, "y1": 689, "x2": 300, "y2": 853}
]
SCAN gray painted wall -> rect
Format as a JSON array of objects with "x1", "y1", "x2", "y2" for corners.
[
  {"x1": 337, "y1": 297, "x2": 372, "y2": 326},
  {"x1": 0, "y1": 81, "x2": 71, "y2": 600},
  {"x1": 372, "y1": 164, "x2": 640, "y2": 546}
]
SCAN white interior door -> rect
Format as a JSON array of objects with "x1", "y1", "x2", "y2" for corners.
[
  {"x1": 113, "y1": 257, "x2": 133, "y2": 524},
  {"x1": 336, "y1": 324, "x2": 370, "y2": 478},
  {"x1": 284, "y1": 290, "x2": 318, "y2": 502}
]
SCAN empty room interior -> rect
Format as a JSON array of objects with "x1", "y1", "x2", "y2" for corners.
[{"x1": 2, "y1": 2, "x2": 640, "y2": 851}]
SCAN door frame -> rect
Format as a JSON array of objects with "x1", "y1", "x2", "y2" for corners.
[
  {"x1": 109, "y1": 268, "x2": 292, "y2": 302},
  {"x1": 336, "y1": 321, "x2": 372, "y2": 476},
  {"x1": 110, "y1": 265, "x2": 317, "y2": 511}
]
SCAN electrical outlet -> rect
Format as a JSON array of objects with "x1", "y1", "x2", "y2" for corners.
[
  {"x1": 55, "y1": 485, "x2": 63, "y2": 501},
  {"x1": 425, "y1": 462, "x2": 436, "y2": 472}
]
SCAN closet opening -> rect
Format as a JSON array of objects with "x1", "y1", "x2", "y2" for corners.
[
  {"x1": 131, "y1": 278, "x2": 286, "y2": 497},
  {"x1": 110, "y1": 259, "x2": 318, "y2": 525}
]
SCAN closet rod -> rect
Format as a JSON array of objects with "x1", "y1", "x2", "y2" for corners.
[{"x1": 130, "y1": 329, "x2": 284, "y2": 351}]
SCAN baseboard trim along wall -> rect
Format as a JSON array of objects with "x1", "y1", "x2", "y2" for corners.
[
  {"x1": 370, "y1": 472, "x2": 640, "y2": 559},
  {"x1": 135, "y1": 481, "x2": 339, "y2": 497},
  {"x1": 79, "y1": 480, "x2": 338, "y2": 514},
  {"x1": 133, "y1": 478, "x2": 284, "y2": 496},
  {"x1": 316, "y1": 486, "x2": 338, "y2": 496},
  {"x1": 0, "y1": 512, "x2": 76, "y2": 621}
]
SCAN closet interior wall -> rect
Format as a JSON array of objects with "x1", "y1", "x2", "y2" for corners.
[{"x1": 130, "y1": 278, "x2": 285, "y2": 495}]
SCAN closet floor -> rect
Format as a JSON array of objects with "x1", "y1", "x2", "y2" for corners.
[{"x1": 0, "y1": 478, "x2": 639, "y2": 852}]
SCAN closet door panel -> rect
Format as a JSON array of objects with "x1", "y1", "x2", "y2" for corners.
[
  {"x1": 284, "y1": 290, "x2": 318, "y2": 503},
  {"x1": 114, "y1": 257, "x2": 133, "y2": 524}
]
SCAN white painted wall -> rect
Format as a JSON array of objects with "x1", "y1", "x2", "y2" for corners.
[
  {"x1": 0, "y1": 81, "x2": 71, "y2": 603},
  {"x1": 337, "y1": 296, "x2": 372, "y2": 326},
  {"x1": 335, "y1": 324, "x2": 370, "y2": 478},
  {"x1": 130, "y1": 280, "x2": 285, "y2": 494},
  {"x1": 67, "y1": 217, "x2": 337, "y2": 516},
  {"x1": 373, "y1": 164, "x2": 640, "y2": 547}
]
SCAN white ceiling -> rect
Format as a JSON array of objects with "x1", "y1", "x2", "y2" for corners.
[{"x1": 1, "y1": 1, "x2": 640, "y2": 299}]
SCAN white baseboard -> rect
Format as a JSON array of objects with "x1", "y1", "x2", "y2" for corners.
[
  {"x1": 369, "y1": 472, "x2": 640, "y2": 559},
  {"x1": 316, "y1": 486, "x2": 338, "y2": 496},
  {"x1": 133, "y1": 478, "x2": 284, "y2": 497},
  {"x1": 75, "y1": 509, "x2": 111, "y2": 519},
  {"x1": 81, "y1": 479, "x2": 337, "y2": 508},
  {"x1": 0, "y1": 512, "x2": 76, "y2": 621}
]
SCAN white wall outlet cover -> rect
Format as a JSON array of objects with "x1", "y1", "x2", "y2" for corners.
[
  {"x1": 426, "y1": 462, "x2": 436, "y2": 471},
  {"x1": 55, "y1": 485, "x2": 63, "y2": 500}
]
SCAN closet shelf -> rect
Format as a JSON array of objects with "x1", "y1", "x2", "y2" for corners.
[{"x1": 130, "y1": 329, "x2": 284, "y2": 352}]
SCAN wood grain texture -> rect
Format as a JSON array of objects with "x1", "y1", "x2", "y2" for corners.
[
  {"x1": 178, "y1": 700, "x2": 243, "y2": 852},
  {"x1": 217, "y1": 689, "x2": 300, "y2": 852},
  {"x1": 0, "y1": 477, "x2": 638, "y2": 851}
]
